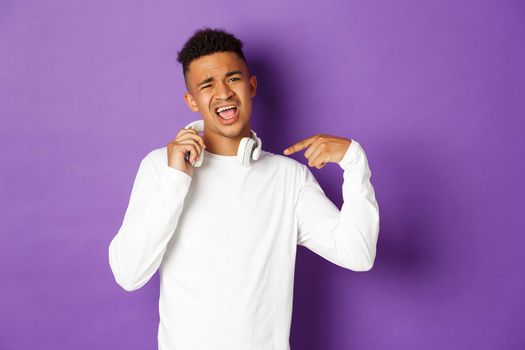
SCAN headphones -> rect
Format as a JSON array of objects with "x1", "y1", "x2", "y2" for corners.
[{"x1": 183, "y1": 119, "x2": 262, "y2": 167}]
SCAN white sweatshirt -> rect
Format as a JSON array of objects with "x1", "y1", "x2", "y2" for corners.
[{"x1": 108, "y1": 139, "x2": 380, "y2": 350}]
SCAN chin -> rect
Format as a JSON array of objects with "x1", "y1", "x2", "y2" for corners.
[{"x1": 221, "y1": 125, "x2": 246, "y2": 138}]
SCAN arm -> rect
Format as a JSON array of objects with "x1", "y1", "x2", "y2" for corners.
[
  {"x1": 108, "y1": 154, "x2": 192, "y2": 291},
  {"x1": 296, "y1": 139, "x2": 380, "y2": 271}
]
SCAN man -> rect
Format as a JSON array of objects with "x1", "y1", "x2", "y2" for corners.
[{"x1": 108, "y1": 27, "x2": 380, "y2": 350}]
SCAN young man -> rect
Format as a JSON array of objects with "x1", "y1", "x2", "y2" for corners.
[{"x1": 108, "y1": 28, "x2": 380, "y2": 350}]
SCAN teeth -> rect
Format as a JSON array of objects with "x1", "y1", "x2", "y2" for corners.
[{"x1": 216, "y1": 105, "x2": 237, "y2": 113}]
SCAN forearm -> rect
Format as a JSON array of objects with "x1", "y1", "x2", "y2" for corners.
[
  {"x1": 334, "y1": 141, "x2": 380, "y2": 270},
  {"x1": 108, "y1": 162, "x2": 191, "y2": 291}
]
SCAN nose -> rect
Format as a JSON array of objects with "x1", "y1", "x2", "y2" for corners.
[{"x1": 215, "y1": 81, "x2": 234, "y2": 100}]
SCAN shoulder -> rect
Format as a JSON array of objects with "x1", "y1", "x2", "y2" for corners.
[
  {"x1": 259, "y1": 150, "x2": 316, "y2": 205},
  {"x1": 138, "y1": 146, "x2": 168, "y2": 177},
  {"x1": 143, "y1": 146, "x2": 167, "y2": 164},
  {"x1": 258, "y1": 149, "x2": 307, "y2": 172},
  {"x1": 258, "y1": 149, "x2": 311, "y2": 188}
]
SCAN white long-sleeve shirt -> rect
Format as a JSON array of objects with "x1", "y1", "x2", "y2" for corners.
[{"x1": 108, "y1": 138, "x2": 380, "y2": 350}]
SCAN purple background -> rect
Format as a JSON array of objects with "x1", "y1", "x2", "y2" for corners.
[{"x1": 1, "y1": 1, "x2": 524, "y2": 349}]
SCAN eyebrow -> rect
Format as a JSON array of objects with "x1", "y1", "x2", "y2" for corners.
[{"x1": 197, "y1": 70, "x2": 243, "y2": 88}]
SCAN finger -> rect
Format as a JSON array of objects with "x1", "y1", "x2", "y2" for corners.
[
  {"x1": 283, "y1": 135, "x2": 319, "y2": 155},
  {"x1": 176, "y1": 132, "x2": 206, "y2": 151},
  {"x1": 307, "y1": 146, "x2": 324, "y2": 167},
  {"x1": 176, "y1": 139, "x2": 203, "y2": 160},
  {"x1": 304, "y1": 139, "x2": 325, "y2": 159},
  {"x1": 179, "y1": 143, "x2": 199, "y2": 163},
  {"x1": 176, "y1": 127, "x2": 200, "y2": 139},
  {"x1": 310, "y1": 152, "x2": 328, "y2": 169},
  {"x1": 169, "y1": 139, "x2": 200, "y2": 163}
]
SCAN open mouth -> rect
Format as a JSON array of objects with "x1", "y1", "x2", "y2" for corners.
[{"x1": 215, "y1": 105, "x2": 238, "y2": 120}]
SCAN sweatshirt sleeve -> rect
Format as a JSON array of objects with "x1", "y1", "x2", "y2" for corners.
[
  {"x1": 295, "y1": 139, "x2": 380, "y2": 271},
  {"x1": 108, "y1": 154, "x2": 192, "y2": 291}
]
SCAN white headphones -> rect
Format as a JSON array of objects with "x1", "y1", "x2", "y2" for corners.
[{"x1": 184, "y1": 119, "x2": 262, "y2": 167}]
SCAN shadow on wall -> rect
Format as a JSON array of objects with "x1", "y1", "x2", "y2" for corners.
[
  {"x1": 290, "y1": 139, "x2": 443, "y2": 349},
  {"x1": 374, "y1": 140, "x2": 442, "y2": 281},
  {"x1": 243, "y1": 47, "x2": 296, "y2": 155}
]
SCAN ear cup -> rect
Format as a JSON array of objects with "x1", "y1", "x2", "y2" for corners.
[
  {"x1": 250, "y1": 131, "x2": 262, "y2": 161},
  {"x1": 184, "y1": 120, "x2": 205, "y2": 167},
  {"x1": 237, "y1": 137, "x2": 256, "y2": 166}
]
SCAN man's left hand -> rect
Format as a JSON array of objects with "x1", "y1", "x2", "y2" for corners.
[{"x1": 283, "y1": 134, "x2": 352, "y2": 169}]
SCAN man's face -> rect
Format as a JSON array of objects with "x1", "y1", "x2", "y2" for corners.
[{"x1": 183, "y1": 51, "x2": 257, "y2": 140}]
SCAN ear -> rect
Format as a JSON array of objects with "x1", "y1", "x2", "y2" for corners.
[
  {"x1": 249, "y1": 75, "x2": 257, "y2": 98},
  {"x1": 184, "y1": 92, "x2": 199, "y2": 112}
]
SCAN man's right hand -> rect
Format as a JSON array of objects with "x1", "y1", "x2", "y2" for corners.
[{"x1": 167, "y1": 127, "x2": 206, "y2": 177}]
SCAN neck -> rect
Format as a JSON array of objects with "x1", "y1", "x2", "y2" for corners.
[{"x1": 203, "y1": 127, "x2": 252, "y2": 156}]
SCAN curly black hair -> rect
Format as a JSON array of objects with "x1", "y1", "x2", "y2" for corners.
[{"x1": 177, "y1": 27, "x2": 248, "y2": 82}]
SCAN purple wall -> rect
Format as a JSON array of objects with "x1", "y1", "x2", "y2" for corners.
[{"x1": 1, "y1": 1, "x2": 524, "y2": 349}]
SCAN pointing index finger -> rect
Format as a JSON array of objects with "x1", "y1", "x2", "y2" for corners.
[{"x1": 283, "y1": 135, "x2": 317, "y2": 155}]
